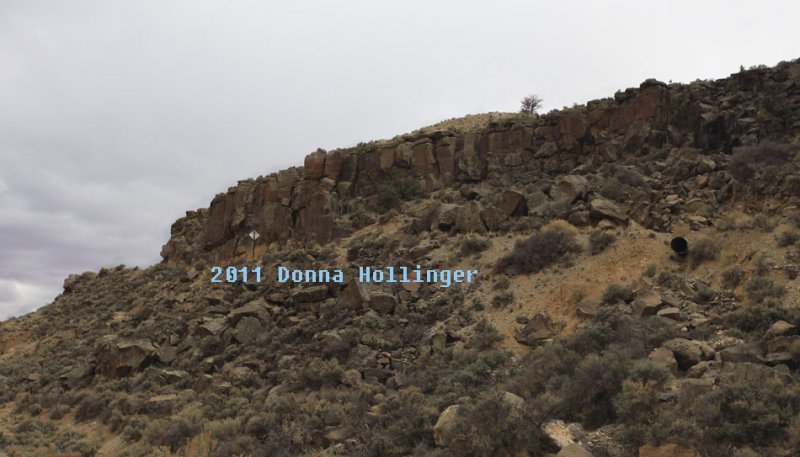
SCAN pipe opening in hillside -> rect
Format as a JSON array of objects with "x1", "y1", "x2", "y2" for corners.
[{"x1": 670, "y1": 237, "x2": 688, "y2": 256}]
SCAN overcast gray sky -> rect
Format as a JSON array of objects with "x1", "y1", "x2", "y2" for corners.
[{"x1": 1, "y1": 0, "x2": 798, "y2": 320}]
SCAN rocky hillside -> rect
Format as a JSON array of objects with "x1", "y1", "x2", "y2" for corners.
[{"x1": 2, "y1": 59, "x2": 800, "y2": 457}]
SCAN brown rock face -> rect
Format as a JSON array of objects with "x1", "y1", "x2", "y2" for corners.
[
  {"x1": 160, "y1": 60, "x2": 800, "y2": 266},
  {"x1": 95, "y1": 336, "x2": 157, "y2": 378},
  {"x1": 303, "y1": 149, "x2": 327, "y2": 180}
]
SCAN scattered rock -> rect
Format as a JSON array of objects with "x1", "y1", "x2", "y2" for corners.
[
  {"x1": 515, "y1": 313, "x2": 557, "y2": 346},
  {"x1": 231, "y1": 316, "x2": 264, "y2": 344},
  {"x1": 95, "y1": 336, "x2": 157, "y2": 378},
  {"x1": 633, "y1": 290, "x2": 663, "y2": 317},
  {"x1": 590, "y1": 198, "x2": 629, "y2": 225},
  {"x1": 656, "y1": 307, "x2": 681, "y2": 320},
  {"x1": 291, "y1": 285, "x2": 329, "y2": 303},
  {"x1": 648, "y1": 347, "x2": 678, "y2": 375},
  {"x1": 662, "y1": 338, "x2": 714, "y2": 371},
  {"x1": 576, "y1": 297, "x2": 600, "y2": 318},
  {"x1": 718, "y1": 342, "x2": 764, "y2": 364},
  {"x1": 369, "y1": 292, "x2": 397, "y2": 314},
  {"x1": 765, "y1": 320, "x2": 798, "y2": 340}
]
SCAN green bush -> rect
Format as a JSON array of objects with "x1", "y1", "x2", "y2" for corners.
[
  {"x1": 602, "y1": 283, "x2": 633, "y2": 304},
  {"x1": 729, "y1": 142, "x2": 797, "y2": 183},
  {"x1": 589, "y1": 230, "x2": 616, "y2": 255},
  {"x1": 778, "y1": 230, "x2": 800, "y2": 247},
  {"x1": 496, "y1": 228, "x2": 581, "y2": 274},
  {"x1": 723, "y1": 300, "x2": 800, "y2": 336},
  {"x1": 721, "y1": 266, "x2": 743, "y2": 289},
  {"x1": 491, "y1": 292, "x2": 514, "y2": 308},
  {"x1": 746, "y1": 276, "x2": 786, "y2": 304},
  {"x1": 689, "y1": 238, "x2": 719, "y2": 267},
  {"x1": 471, "y1": 318, "x2": 503, "y2": 351},
  {"x1": 376, "y1": 178, "x2": 426, "y2": 213},
  {"x1": 460, "y1": 236, "x2": 491, "y2": 256}
]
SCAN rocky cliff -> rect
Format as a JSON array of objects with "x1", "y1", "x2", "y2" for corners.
[{"x1": 162, "y1": 60, "x2": 800, "y2": 265}]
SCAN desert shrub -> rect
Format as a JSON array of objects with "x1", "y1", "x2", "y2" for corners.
[
  {"x1": 599, "y1": 177, "x2": 626, "y2": 202},
  {"x1": 365, "y1": 389, "x2": 438, "y2": 456},
  {"x1": 642, "y1": 263, "x2": 657, "y2": 278},
  {"x1": 723, "y1": 300, "x2": 800, "y2": 336},
  {"x1": 470, "y1": 318, "x2": 503, "y2": 351},
  {"x1": 151, "y1": 431, "x2": 218, "y2": 457},
  {"x1": 563, "y1": 350, "x2": 631, "y2": 427},
  {"x1": 778, "y1": 230, "x2": 800, "y2": 247},
  {"x1": 491, "y1": 292, "x2": 514, "y2": 308},
  {"x1": 656, "y1": 271, "x2": 683, "y2": 289},
  {"x1": 295, "y1": 358, "x2": 343, "y2": 390},
  {"x1": 729, "y1": 142, "x2": 797, "y2": 183},
  {"x1": 460, "y1": 236, "x2": 491, "y2": 256},
  {"x1": 589, "y1": 230, "x2": 616, "y2": 255},
  {"x1": 602, "y1": 284, "x2": 633, "y2": 304},
  {"x1": 746, "y1": 276, "x2": 786, "y2": 304},
  {"x1": 122, "y1": 415, "x2": 148, "y2": 442},
  {"x1": 74, "y1": 390, "x2": 113, "y2": 422},
  {"x1": 614, "y1": 360, "x2": 671, "y2": 446},
  {"x1": 146, "y1": 418, "x2": 201, "y2": 451},
  {"x1": 704, "y1": 364, "x2": 800, "y2": 446},
  {"x1": 754, "y1": 214, "x2": 777, "y2": 232},
  {"x1": 447, "y1": 390, "x2": 546, "y2": 456},
  {"x1": 492, "y1": 277, "x2": 510, "y2": 290},
  {"x1": 693, "y1": 283, "x2": 715, "y2": 304},
  {"x1": 375, "y1": 177, "x2": 425, "y2": 213},
  {"x1": 721, "y1": 266, "x2": 744, "y2": 289},
  {"x1": 496, "y1": 228, "x2": 581, "y2": 274},
  {"x1": 689, "y1": 238, "x2": 719, "y2": 267}
]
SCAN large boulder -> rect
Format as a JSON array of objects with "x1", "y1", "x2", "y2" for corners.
[
  {"x1": 719, "y1": 342, "x2": 764, "y2": 364},
  {"x1": 496, "y1": 190, "x2": 528, "y2": 217},
  {"x1": 455, "y1": 201, "x2": 487, "y2": 233},
  {"x1": 228, "y1": 299, "x2": 271, "y2": 326},
  {"x1": 95, "y1": 336, "x2": 157, "y2": 378},
  {"x1": 342, "y1": 279, "x2": 370, "y2": 310},
  {"x1": 661, "y1": 338, "x2": 714, "y2": 371},
  {"x1": 555, "y1": 175, "x2": 589, "y2": 202},
  {"x1": 231, "y1": 316, "x2": 264, "y2": 344},
  {"x1": 765, "y1": 321, "x2": 799, "y2": 340},
  {"x1": 590, "y1": 198, "x2": 629, "y2": 225},
  {"x1": 433, "y1": 404, "x2": 464, "y2": 447},
  {"x1": 633, "y1": 290, "x2": 663, "y2": 317},
  {"x1": 369, "y1": 292, "x2": 397, "y2": 314},
  {"x1": 648, "y1": 347, "x2": 679, "y2": 375},
  {"x1": 515, "y1": 313, "x2": 557, "y2": 346}
]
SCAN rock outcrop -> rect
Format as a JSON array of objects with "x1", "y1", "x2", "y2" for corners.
[{"x1": 161, "y1": 60, "x2": 800, "y2": 265}]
